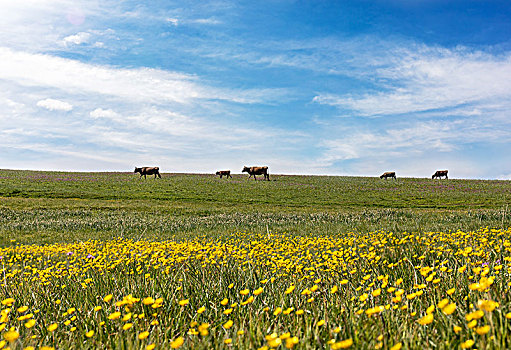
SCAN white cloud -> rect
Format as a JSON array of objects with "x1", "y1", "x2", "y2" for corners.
[
  {"x1": 190, "y1": 18, "x2": 222, "y2": 25},
  {"x1": 0, "y1": 0, "x2": 103, "y2": 52},
  {"x1": 36, "y1": 98, "x2": 73, "y2": 111},
  {"x1": 62, "y1": 32, "x2": 91, "y2": 46},
  {"x1": 90, "y1": 108, "x2": 121, "y2": 120},
  {"x1": 313, "y1": 47, "x2": 511, "y2": 117},
  {"x1": 0, "y1": 47, "x2": 283, "y2": 105},
  {"x1": 166, "y1": 18, "x2": 179, "y2": 26}
]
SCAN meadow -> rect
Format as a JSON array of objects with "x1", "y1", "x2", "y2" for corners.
[{"x1": 1, "y1": 169, "x2": 511, "y2": 349}]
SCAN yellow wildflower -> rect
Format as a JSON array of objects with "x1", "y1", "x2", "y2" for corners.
[
  {"x1": 171, "y1": 337, "x2": 184, "y2": 348},
  {"x1": 418, "y1": 313, "x2": 433, "y2": 325}
]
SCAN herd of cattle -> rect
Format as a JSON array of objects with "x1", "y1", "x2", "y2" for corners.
[
  {"x1": 379, "y1": 170, "x2": 448, "y2": 180},
  {"x1": 135, "y1": 166, "x2": 449, "y2": 181}
]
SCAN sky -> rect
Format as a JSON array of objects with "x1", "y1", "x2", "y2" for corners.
[{"x1": 1, "y1": 0, "x2": 511, "y2": 178}]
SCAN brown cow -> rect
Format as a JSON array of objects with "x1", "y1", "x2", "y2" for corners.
[
  {"x1": 216, "y1": 170, "x2": 232, "y2": 179},
  {"x1": 380, "y1": 171, "x2": 396, "y2": 180},
  {"x1": 134, "y1": 167, "x2": 161, "y2": 179},
  {"x1": 432, "y1": 170, "x2": 448, "y2": 179},
  {"x1": 242, "y1": 166, "x2": 270, "y2": 181}
]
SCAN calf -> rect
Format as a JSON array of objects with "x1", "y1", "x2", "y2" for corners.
[
  {"x1": 216, "y1": 170, "x2": 232, "y2": 179},
  {"x1": 134, "y1": 167, "x2": 161, "y2": 179},
  {"x1": 432, "y1": 170, "x2": 448, "y2": 179}
]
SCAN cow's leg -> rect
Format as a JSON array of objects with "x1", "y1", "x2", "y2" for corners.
[
  {"x1": 229, "y1": 174, "x2": 232, "y2": 178},
  {"x1": 254, "y1": 175, "x2": 257, "y2": 181}
]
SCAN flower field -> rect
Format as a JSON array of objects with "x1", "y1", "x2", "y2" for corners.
[{"x1": 1, "y1": 228, "x2": 511, "y2": 349}]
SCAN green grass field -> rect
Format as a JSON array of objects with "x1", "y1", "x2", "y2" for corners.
[
  {"x1": 1, "y1": 170, "x2": 511, "y2": 349},
  {"x1": 1, "y1": 169, "x2": 511, "y2": 246}
]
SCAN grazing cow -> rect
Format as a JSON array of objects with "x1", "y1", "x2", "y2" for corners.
[
  {"x1": 216, "y1": 170, "x2": 232, "y2": 179},
  {"x1": 134, "y1": 167, "x2": 161, "y2": 179},
  {"x1": 380, "y1": 171, "x2": 396, "y2": 180},
  {"x1": 242, "y1": 166, "x2": 270, "y2": 181},
  {"x1": 432, "y1": 170, "x2": 448, "y2": 179}
]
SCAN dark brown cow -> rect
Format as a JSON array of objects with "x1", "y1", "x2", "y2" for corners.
[
  {"x1": 380, "y1": 171, "x2": 396, "y2": 180},
  {"x1": 134, "y1": 167, "x2": 161, "y2": 179},
  {"x1": 216, "y1": 170, "x2": 232, "y2": 179},
  {"x1": 242, "y1": 166, "x2": 270, "y2": 181},
  {"x1": 432, "y1": 170, "x2": 448, "y2": 179}
]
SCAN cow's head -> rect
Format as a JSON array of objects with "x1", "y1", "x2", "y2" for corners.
[
  {"x1": 216, "y1": 171, "x2": 220, "y2": 175},
  {"x1": 242, "y1": 166, "x2": 250, "y2": 173},
  {"x1": 134, "y1": 167, "x2": 141, "y2": 173}
]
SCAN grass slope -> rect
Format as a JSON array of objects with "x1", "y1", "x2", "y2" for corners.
[{"x1": 1, "y1": 169, "x2": 510, "y2": 245}]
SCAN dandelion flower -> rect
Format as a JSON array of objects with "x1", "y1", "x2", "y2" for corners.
[
  {"x1": 418, "y1": 313, "x2": 433, "y2": 325},
  {"x1": 478, "y1": 300, "x2": 497, "y2": 312},
  {"x1": 143, "y1": 297, "x2": 155, "y2": 305},
  {"x1": 85, "y1": 330, "x2": 94, "y2": 338},
  {"x1": 285, "y1": 285, "x2": 295, "y2": 294},
  {"x1": 171, "y1": 337, "x2": 184, "y2": 348},
  {"x1": 437, "y1": 299, "x2": 449, "y2": 309},
  {"x1": 139, "y1": 331, "x2": 150, "y2": 340},
  {"x1": 442, "y1": 303, "x2": 456, "y2": 315},
  {"x1": 108, "y1": 312, "x2": 121, "y2": 320},
  {"x1": 461, "y1": 339, "x2": 474, "y2": 349},
  {"x1": 331, "y1": 338, "x2": 353, "y2": 349},
  {"x1": 476, "y1": 325, "x2": 490, "y2": 335},
  {"x1": 25, "y1": 319, "x2": 36, "y2": 328},
  {"x1": 4, "y1": 330, "x2": 19, "y2": 342},
  {"x1": 268, "y1": 337, "x2": 282, "y2": 347},
  {"x1": 17, "y1": 306, "x2": 28, "y2": 313}
]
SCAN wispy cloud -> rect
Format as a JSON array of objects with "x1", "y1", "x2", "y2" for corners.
[
  {"x1": 313, "y1": 46, "x2": 511, "y2": 117},
  {"x1": 0, "y1": 47, "x2": 284, "y2": 105},
  {"x1": 166, "y1": 18, "x2": 179, "y2": 26}
]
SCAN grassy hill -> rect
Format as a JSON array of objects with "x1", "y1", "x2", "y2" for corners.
[{"x1": 1, "y1": 169, "x2": 511, "y2": 245}]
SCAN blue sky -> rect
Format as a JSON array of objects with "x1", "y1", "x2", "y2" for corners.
[{"x1": 1, "y1": 0, "x2": 511, "y2": 178}]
